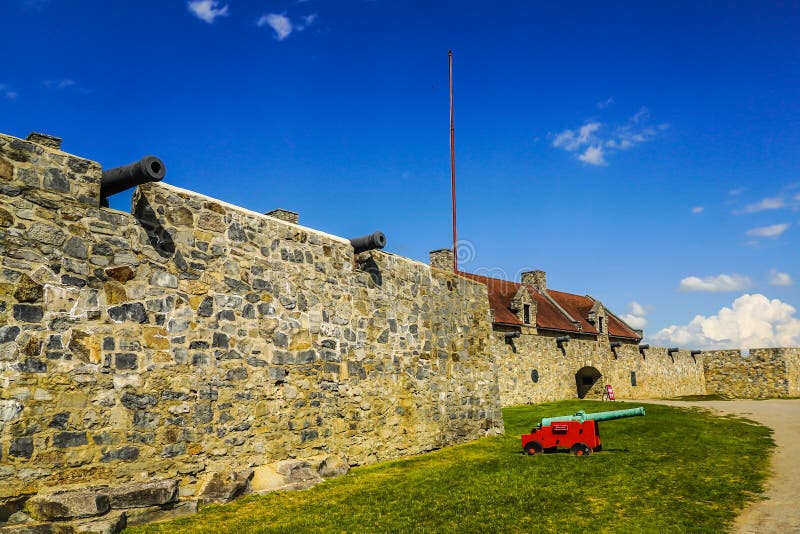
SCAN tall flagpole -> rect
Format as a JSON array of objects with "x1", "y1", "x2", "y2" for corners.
[{"x1": 449, "y1": 50, "x2": 458, "y2": 273}]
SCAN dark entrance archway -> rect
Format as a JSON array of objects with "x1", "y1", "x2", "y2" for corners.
[{"x1": 575, "y1": 366, "x2": 603, "y2": 399}]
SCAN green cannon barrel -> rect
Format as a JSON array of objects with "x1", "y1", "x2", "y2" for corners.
[{"x1": 540, "y1": 407, "x2": 645, "y2": 427}]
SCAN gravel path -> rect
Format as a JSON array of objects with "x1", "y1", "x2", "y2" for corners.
[{"x1": 635, "y1": 399, "x2": 800, "y2": 534}]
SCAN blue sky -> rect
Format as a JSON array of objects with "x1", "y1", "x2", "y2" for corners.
[{"x1": 2, "y1": 1, "x2": 799, "y2": 348}]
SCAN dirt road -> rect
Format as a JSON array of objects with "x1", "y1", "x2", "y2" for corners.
[{"x1": 638, "y1": 399, "x2": 800, "y2": 534}]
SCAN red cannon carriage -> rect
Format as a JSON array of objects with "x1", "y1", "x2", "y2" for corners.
[{"x1": 521, "y1": 407, "x2": 646, "y2": 456}]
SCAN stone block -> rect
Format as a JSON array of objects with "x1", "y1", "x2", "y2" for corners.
[
  {"x1": 123, "y1": 500, "x2": 197, "y2": 527},
  {"x1": 106, "y1": 480, "x2": 178, "y2": 509},
  {"x1": 13, "y1": 274, "x2": 44, "y2": 303},
  {"x1": 197, "y1": 469, "x2": 253, "y2": 504},
  {"x1": 71, "y1": 510, "x2": 127, "y2": 534},
  {"x1": 25, "y1": 489, "x2": 110, "y2": 521},
  {"x1": 0, "y1": 400, "x2": 24, "y2": 422}
]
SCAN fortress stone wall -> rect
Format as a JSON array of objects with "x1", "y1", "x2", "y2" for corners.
[
  {"x1": 0, "y1": 132, "x2": 502, "y2": 507},
  {"x1": 703, "y1": 348, "x2": 800, "y2": 398},
  {"x1": 0, "y1": 131, "x2": 798, "y2": 527},
  {"x1": 491, "y1": 333, "x2": 706, "y2": 405}
]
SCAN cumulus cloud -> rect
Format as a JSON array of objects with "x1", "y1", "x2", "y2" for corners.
[
  {"x1": 769, "y1": 269, "x2": 793, "y2": 287},
  {"x1": 551, "y1": 107, "x2": 667, "y2": 166},
  {"x1": 619, "y1": 301, "x2": 649, "y2": 330},
  {"x1": 0, "y1": 83, "x2": 17, "y2": 99},
  {"x1": 652, "y1": 294, "x2": 800, "y2": 349},
  {"x1": 257, "y1": 11, "x2": 317, "y2": 40},
  {"x1": 679, "y1": 274, "x2": 752, "y2": 292},
  {"x1": 691, "y1": 206, "x2": 704, "y2": 214},
  {"x1": 187, "y1": 0, "x2": 229, "y2": 23},
  {"x1": 745, "y1": 223, "x2": 790, "y2": 238}
]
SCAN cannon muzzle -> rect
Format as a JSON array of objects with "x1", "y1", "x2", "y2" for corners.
[
  {"x1": 350, "y1": 231, "x2": 386, "y2": 254},
  {"x1": 101, "y1": 156, "x2": 166, "y2": 201},
  {"x1": 540, "y1": 407, "x2": 645, "y2": 427}
]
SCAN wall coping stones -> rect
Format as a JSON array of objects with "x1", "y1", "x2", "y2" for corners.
[{"x1": 144, "y1": 182, "x2": 351, "y2": 245}]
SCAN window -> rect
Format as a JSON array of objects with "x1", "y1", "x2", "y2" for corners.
[
  {"x1": 523, "y1": 304, "x2": 531, "y2": 324},
  {"x1": 630, "y1": 371, "x2": 637, "y2": 386},
  {"x1": 598, "y1": 316, "x2": 604, "y2": 333}
]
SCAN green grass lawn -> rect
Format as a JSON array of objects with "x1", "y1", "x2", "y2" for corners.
[{"x1": 127, "y1": 400, "x2": 774, "y2": 534}]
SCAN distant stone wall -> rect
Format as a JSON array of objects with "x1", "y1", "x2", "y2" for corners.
[
  {"x1": 704, "y1": 348, "x2": 800, "y2": 398},
  {"x1": 0, "y1": 132, "x2": 502, "y2": 503},
  {"x1": 492, "y1": 332, "x2": 707, "y2": 405}
]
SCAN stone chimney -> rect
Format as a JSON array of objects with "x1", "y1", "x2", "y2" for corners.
[
  {"x1": 265, "y1": 209, "x2": 299, "y2": 224},
  {"x1": 429, "y1": 249, "x2": 455, "y2": 271},
  {"x1": 521, "y1": 270, "x2": 546, "y2": 291}
]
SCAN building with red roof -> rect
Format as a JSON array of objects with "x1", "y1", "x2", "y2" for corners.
[{"x1": 430, "y1": 249, "x2": 641, "y2": 343}]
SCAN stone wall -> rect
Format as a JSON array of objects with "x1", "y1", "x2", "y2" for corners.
[
  {"x1": 0, "y1": 132, "x2": 503, "y2": 503},
  {"x1": 492, "y1": 332, "x2": 707, "y2": 405},
  {"x1": 704, "y1": 348, "x2": 800, "y2": 398}
]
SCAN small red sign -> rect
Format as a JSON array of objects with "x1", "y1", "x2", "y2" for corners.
[{"x1": 604, "y1": 385, "x2": 615, "y2": 401}]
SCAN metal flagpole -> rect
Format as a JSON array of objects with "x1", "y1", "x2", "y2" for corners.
[{"x1": 449, "y1": 50, "x2": 458, "y2": 273}]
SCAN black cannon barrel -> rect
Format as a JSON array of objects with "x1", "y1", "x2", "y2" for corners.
[
  {"x1": 350, "y1": 231, "x2": 386, "y2": 254},
  {"x1": 101, "y1": 156, "x2": 166, "y2": 200}
]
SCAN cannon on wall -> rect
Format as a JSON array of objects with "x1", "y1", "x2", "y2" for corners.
[
  {"x1": 101, "y1": 156, "x2": 166, "y2": 205},
  {"x1": 350, "y1": 231, "x2": 386, "y2": 254},
  {"x1": 521, "y1": 407, "x2": 645, "y2": 456}
]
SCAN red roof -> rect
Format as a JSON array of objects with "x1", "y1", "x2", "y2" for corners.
[{"x1": 458, "y1": 271, "x2": 641, "y2": 340}]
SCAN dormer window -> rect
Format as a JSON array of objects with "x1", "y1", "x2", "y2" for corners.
[{"x1": 523, "y1": 304, "x2": 531, "y2": 325}]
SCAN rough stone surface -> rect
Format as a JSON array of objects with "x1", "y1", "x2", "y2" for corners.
[
  {"x1": 106, "y1": 480, "x2": 178, "y2": 509},
  {"x1": 251, "y1": 454, "x2": 349, "y2": 494},
  {"x1": 25, "y1": 490, "x2": 110, "y2": 521},
  {"x1": 197, "y1": 470, "x2": 254, "y2": 504},
  {"x1": 704, "y1": 348, "x2": 800, "y2": 398}
]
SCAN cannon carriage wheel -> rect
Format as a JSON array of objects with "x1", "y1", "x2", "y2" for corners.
[
  {"x1": 569, "y1": 443, "x2": 592, "y2": 456},
  {"x1": 523, "y1": 441, "x2": 543, "y2": 455}
]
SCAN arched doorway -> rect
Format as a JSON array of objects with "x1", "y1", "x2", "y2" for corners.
[{"x1": 575, "y1": 366, "x2": 603, "y2": 399}]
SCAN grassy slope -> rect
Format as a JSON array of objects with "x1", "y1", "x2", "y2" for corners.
[{"x1": 128, "y1": 401, "x2": 774, "y2": 534}]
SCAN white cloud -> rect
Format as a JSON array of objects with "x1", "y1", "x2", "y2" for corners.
[
  {"x1": 631, "y1": 106, "x2": 650, "y2": 123},
  {"x1": 679, "y1": 274, "x2": 752, "y2": 292},
  {"x1": 769, "y1": 269, "x2": 793, "y2": 287},
  {"x1": 652, "y1": 294, "x2": 800, "y2": 349},
  {"x1": 551, "y1": 108, "x2": 666, "y2": 166},
  {"x1": 740, "y1": 196, "x2": 786, "y2": 214},
  {"x1": 43, "y1": 79, "x2": 76, "y2": 90},
  {"x1": 619, "y1": 301, "x2": 648, "y2": 330},
  {"x1": 301, "y1": 13, "x2": 318, "y2": 28},
  {"x1": 729, "y1": 187, "x2": 746, "y2": 196},
  {"x1": 596, "y1": 97, "x2": 614, "y2": 109},
  {"x1": 552, "y1": 122, "x2": 602, "y2": 152},
  {"x1": 187, "y1": 0, "x2": 229, "y2": 24},
  {"x1": 691, "y1": 206, "x2": 704, "y2": 214},
  {"x1": 257, "y1": 13, "x2": 293, "y2": 40},
  {"x1": 745, "y1": 223, "x2": 790, "y2": 238},
  {"x1": 0, "y1": 83, "x2": 17, "y2": 99},
  {"x1": 577, "y1": 145, "x2": 606, "y2": 166}
]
